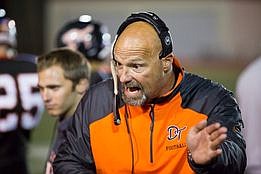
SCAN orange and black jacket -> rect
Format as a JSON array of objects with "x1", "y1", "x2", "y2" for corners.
[{"x1": 53, "y1": 65, "x2": 246, "y2": 173}]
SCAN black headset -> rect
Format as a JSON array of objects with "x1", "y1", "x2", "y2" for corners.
[{"x1": 113, "y1": 11, "x2": 173, "y2": 59}]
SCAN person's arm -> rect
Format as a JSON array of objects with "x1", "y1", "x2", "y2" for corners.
[
  {"x1": 45, "y1": 161, "x2": 54, "y2": 174},
  {"x1": 53, "y1": 96, "x2": 96, "y2": 174},
  {"x1": 187, "y1": 92, "x2": 246, "y2": 174}
]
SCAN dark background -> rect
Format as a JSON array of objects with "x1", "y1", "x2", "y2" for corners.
[
  {"x1": 1, "y1": 0, "x2": 261, "y2": 60},
  {"x1": 0, "y1": 0, "x2": 45, "y2": 55}
]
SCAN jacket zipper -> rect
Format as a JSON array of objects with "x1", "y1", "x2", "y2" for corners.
[{"x1": 149, "y1": 104, "x2": 155, "y2": 163}]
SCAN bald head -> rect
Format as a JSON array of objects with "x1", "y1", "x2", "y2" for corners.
[{"x1": 114, "y1": 21, "x2": 162, "y2": 59}]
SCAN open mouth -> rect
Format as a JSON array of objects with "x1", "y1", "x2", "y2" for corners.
[
  {"x1": 128, "y1": 86, "x2": 140, "y2": 92},
  {"x1": 124, "y1": 85, "x2": 142, "y2": 98},
  {"x1": 121, "y1": 81, "x2": 147, "y2": 106}
]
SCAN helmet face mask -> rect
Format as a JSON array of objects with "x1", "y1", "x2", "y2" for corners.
[
  {"x1": 57, "y1": 16, "x2": 111, "y2": 62},
  {"x1": 60, "y1": 25, "x2": 94, "y2": 50}
]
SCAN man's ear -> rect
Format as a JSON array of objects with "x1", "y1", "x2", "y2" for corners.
[
  {"x1": 162, "y1": 53, "x2": 174, "y2": 73},
  {"x1": 75, "y1": 78, "x2": 89, "y2": 94}
]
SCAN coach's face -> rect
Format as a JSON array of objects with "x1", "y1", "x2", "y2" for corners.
[
  {"x1": 38, "y1": 65, "x2": 79, "y2": 117},
  {"x1": 114, "y1": 21, "x2": 173, "y2": 106}
]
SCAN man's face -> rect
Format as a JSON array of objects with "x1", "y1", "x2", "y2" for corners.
[
  {"x1": 38, "y1": 65, "x2": 78, "y2": 117},
  {"x1": 114, "y1": 22, "x2": 166, "y2": 106}
]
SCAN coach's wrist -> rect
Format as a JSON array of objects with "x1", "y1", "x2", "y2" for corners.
[{"x1": 187, "y1": 150, "x2": 217, "y2": 168}]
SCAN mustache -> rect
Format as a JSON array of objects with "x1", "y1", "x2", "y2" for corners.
[{"x1": 122, "y1": 80, "x2": 142, "y2": 89}]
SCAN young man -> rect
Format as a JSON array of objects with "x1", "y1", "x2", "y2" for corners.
[
  {"x1": 0, "y1": 9, "x2": 44, "y2": 174},
  {"x1": 53, "y1": 12, "x2": 246, "y2": 173},
  {"x1": 37, "y1": 48, "x2": 91, "y2": 174}
]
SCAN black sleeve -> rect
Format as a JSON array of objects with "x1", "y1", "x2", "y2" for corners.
[
  {"x1": 53, "y1": 94, "x2": 96, "y2": 174},
  {"x1": 188, "y1": 91, "x2": 247, "y2": 174}
]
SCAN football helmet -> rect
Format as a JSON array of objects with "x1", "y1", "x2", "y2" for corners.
[
  {"x1": 0, "y1": 8, "x2": 17, "y2": 48},
  {"x1": 56, "y1": 15, "x2": 111, "y2": 61}
]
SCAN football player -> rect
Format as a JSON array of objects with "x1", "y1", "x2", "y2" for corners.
[{"x1": 0, "y1": 8, "x2": 44, "y2": 174}]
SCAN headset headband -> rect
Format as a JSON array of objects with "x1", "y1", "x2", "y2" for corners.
[{"x1": 114, "y1": 11, "x2": 173, "y2": 59}]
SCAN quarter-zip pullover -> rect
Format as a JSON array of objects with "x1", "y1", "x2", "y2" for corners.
[{"x1": 53, "y1": 63, "x2": 246, "y2": 174}]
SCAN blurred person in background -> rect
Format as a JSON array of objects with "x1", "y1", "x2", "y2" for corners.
[
  {"x1": 0, "y1": 8, "x2": 44, "y2": 174},
  {"x1": 56, "y1": 14, "x2": 112, "y2": 85},
  {"x1": 236, "y1": 56, "x2": 261, "y2": 174},
  {"x1": 37, "y1": 48, "x2": 91, "y2": 174}
]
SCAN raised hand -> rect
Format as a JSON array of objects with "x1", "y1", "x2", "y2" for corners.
[{"x1": 186, "y1": 120, "x2": 227, "y2": 165}]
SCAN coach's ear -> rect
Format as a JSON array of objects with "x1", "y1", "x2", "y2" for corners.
[
  {"x1": 162, "y1": 53, "x2": 174, "y2": 73},
  {"x1": 76, "y1": 78, "x2": 89, "y2": 94}
]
